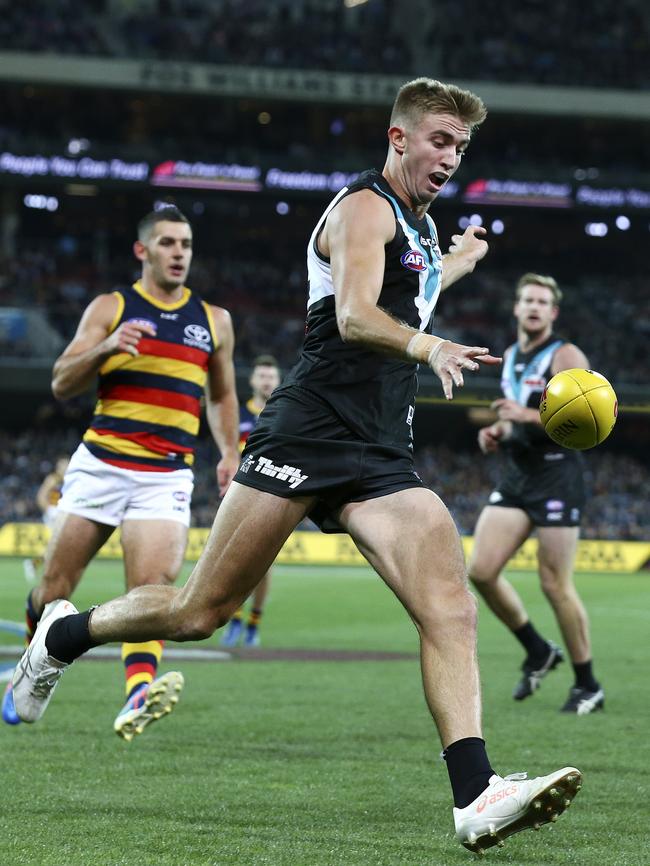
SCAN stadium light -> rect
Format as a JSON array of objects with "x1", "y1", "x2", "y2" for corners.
[
  {"x1": 66, "y1": 138, "x2": 90, "y2": 156},
  {"x1": 23, "y1": 194, "x2": 58, "y2": 211},
  {"x1": 491, "y1": 219, "x2": 505, "y2": 234},
  {"x1": 458, "y1": 216, "x2": 470, "y2": 229},
  {"x1": 585, "y1": 222, "x2": 608, "y2": 237},
  {"x1": 469, "y1": 213, "x2": 483, "y2": 226},
  {"x1": 276, "y1": 201, "x2": 290, "y2": 215},
  {"x1": 615, "y1": 215, "x2": 631, "y2": 230}
]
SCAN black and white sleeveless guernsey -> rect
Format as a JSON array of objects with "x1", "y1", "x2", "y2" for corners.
[
  {"x1": 280, "y1": 168, "x2": 443, "y2": 450},
  {"x1": 233, "y1": 170, "x2": 444, "y2": 526},
  {"x1": 501, "y1": 334, "x2": 582, "y2": 469},
  {"x1": 489, "y1": 333, "x2": 585, "y2": 527}
]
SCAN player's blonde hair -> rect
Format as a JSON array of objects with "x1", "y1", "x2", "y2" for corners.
[
  {"x1": 516, "y1": 273, "x2": 563, "y2": 304},
  {"x1": 390, "y1": 78, "x2": 487, "y2": 134}
]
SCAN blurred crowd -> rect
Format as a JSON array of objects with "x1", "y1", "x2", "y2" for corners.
[
  {"x1": 0, "y1": 0, "x2": 410, "y2": 75},
  {"x1": 433, "y1": 0, "x2": 649, "y2": 91},
  {"x1": 2, "y1": 241, "x2": 648, "y2": 385},
  {"x1": 0, "y1": 428, "x2": 648, "y2": 542},
  {"x1": 2, "y1": 0, "x2": 649, "y2": 89}
]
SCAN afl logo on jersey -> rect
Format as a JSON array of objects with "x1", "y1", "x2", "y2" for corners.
[
  {"x1": 127, "y1": 317, "x2": 157, "y2": 333},
  {"x1": 400, "y1": 250, "x2": 427, "y2": 272},
  {"x1": 183, "y1": 323, "x2": 211, "y2": 348}
]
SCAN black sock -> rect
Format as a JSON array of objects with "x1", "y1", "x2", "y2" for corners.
[
  {"x1": 45, "y1": 611, "x2": 99, "y2": 664},
  {"x1": 443, "y1": 737, "x2": 495, "y2": 809},
  {"x1": 572, "y1": 660, "x2": 599, "y2": 692},
  {"x1": 25, "y1": 590, "x2": 42, "y2": 642},
  {"x1": 512, "y1": 621, "x2": 549, "y2": 659},
  {"x1": 26, "y1": 590, "x2": 41, "y2": 624}
]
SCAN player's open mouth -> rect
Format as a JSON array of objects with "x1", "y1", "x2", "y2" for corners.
[
  {"x1": 429, "y1": 172, "x2": 449, "y2": 189},
  {"x1": 169, "y1": 265, "x2": 184, "y2": 276}
]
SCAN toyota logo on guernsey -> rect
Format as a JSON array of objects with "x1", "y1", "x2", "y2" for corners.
[
  {"x1": 400, "y1": 250, "x2": 427, "y2": 272},
  {"x1": 183, "y1": 323, "x2": 211, "y2": 348}
]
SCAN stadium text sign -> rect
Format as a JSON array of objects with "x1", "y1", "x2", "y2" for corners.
[
  {"x1": 0, "y1": 524, "x2": 648, "y2": 573},
  {"x1": 0, "y1": 152, "x2": 148, "y2": 182}
]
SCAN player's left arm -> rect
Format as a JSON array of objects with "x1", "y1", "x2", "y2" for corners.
[
  {"x1": 204, "y1": 305, "x2": 240, "y2": 496},
  {"x1": 441, "y1": 225, "x2": 489, "y2": 291},
  {"x1": 493, "y1": 343, "x2": 591, "y2": 426}
]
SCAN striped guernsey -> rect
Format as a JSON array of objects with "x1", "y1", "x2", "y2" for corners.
[{"x1": 83, "y1": 280, "x2": 217, "y2": 471}]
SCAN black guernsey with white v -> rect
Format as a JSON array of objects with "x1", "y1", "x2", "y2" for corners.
[{"x1": 281, "y1": 169, "x2": 443, "y2": 450}]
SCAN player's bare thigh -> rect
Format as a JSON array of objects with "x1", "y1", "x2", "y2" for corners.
[
  {"x1": 38, "y1": 511, "x2": 115, "y2": 604},
  {"x1": 336, "y1": 487, "x2": 467, "y2": 616},
  {"x1": 175, "y1": 481, "x2": 316, "y2": 621},
  {"x1": 536, "y1": 525, "x2": 580, "y2": 585},
  {"x1": 469, "y1": 506, "x2": 533, "y2": 583},
  {"x1": 120, "y1": 519, "x2": 189, "y2": 590}
]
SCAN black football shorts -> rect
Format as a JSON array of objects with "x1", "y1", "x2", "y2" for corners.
[
  {"x1": 488, "y1": 454, "x2": 585, "y2": 527},
  {"x1": 233, "y1": 385, "x2": 424, "y2": 532}
]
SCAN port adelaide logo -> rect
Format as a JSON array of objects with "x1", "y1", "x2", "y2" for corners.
[{"x1": 400, "y1": 250, "x2": 427, "y2": 272}]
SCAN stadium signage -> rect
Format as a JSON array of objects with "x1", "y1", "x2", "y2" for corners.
[
  {"x1": 0, "y1": 151, "x2": 148, "y2": 182},
  {"x1": 464, "y1": 178, "x2": 572, "y2": 208},
  {"x1": 576, "y1": 185, "x2": 650, "y2": 209},
  {"x1": 0, "y1": 524, "x2": 648, "y2": 573},
  {"x1": 139, "y1": 62, "x2": 405, "y2": 105},
  {"x1": 152, "y1": 159, "x2": 262, "y2": 191},
  {"x1": 266, "y1": 168, "x2": 360, "y2": 192},
  {"x1": 3, "y1": 149, "x2": 650, "y2": 212}
]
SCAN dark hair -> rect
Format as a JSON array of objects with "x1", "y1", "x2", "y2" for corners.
[
  {"x1": 252, "y1": 354, "x2": 279, "y2": 369},
  {"x1": 137, "y1": 206, "x2": 190, "y2": 242}
]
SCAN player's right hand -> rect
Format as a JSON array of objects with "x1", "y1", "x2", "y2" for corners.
[
  {"x1": 104, "y1": 321, "x2": 157, "y2": 357},
  {"x1": 478, "y1": 424, "x2": 502, "y2": 453}
]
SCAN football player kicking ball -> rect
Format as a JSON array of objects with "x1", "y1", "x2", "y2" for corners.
[{"x1": 12, "y1": 80, "x2": 581, "y2": 854}]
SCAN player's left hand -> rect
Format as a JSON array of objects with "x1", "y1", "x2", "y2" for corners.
[
  {"x1": 216, "y1": 452, "x2": 239, "y2": 497},
  {"x1": 491, "y1": 398, "x2": 530, "y2": 422},
  {"x1": 447, "y1": 225, "x2": 489, "y2": 265},
  {"x1": 429, "y1": 341, "x2": 501, "y2": 400}
]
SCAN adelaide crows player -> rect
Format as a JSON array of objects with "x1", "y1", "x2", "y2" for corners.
[
  {"x1": 4, "y1": 207, "x2": 239, "y2": 739},
  {"x1": 221, "y1": 354, "x2": 281, "y2": 647},
  {"x1": 14, "y1": 82, "x2": 583, "y2": 853}
]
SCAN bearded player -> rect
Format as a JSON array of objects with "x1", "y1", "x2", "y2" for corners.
[{"x1": 469, "y1": 273, "x2": 604, "y2": 715}]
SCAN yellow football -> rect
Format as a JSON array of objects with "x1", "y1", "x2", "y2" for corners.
[{"x1": 539, "y1": 368, "x2": 617, "y2": 450}]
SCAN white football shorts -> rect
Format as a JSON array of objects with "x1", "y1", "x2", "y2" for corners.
[{"x1": 58, "y1": 444, "x2": 195, "y2": 527}]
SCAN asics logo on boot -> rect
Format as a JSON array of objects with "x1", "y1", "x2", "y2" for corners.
[{"x1": 476, "y1": 785, "x2": 518, "y2": 813}]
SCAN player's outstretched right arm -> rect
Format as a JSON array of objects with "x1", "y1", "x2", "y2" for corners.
[{"x1": 51, "y1": 294, "x2": 156, "y2": 399}]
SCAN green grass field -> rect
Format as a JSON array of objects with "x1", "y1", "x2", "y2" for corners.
[{"x1": 1, "y1": 557, "x2": 648, "y2": 866}]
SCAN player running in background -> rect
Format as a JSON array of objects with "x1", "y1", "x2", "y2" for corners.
[
  {"x1": 221, "y1": 355, "x2": 281, "y2": 647},
  {"x1": 469, "y1": 273, "x2": 604, "y2": 715},
  {"x1": 3, "y1": 206, "x2": 239, "y2": 737},
  {"x1": 22, "y1": 455, "x2": 70, "y2": 583},
  {"x1": 13, "y1": 81, "x2": 582, "y2": 854}
]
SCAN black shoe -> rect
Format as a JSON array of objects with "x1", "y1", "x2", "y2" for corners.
[
  {"x1": 513, "y1": 642, "x2": 564, "y2": 701},
  {"x1": 560, "y1": 686, "x2": 605, "y2": 715}
]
